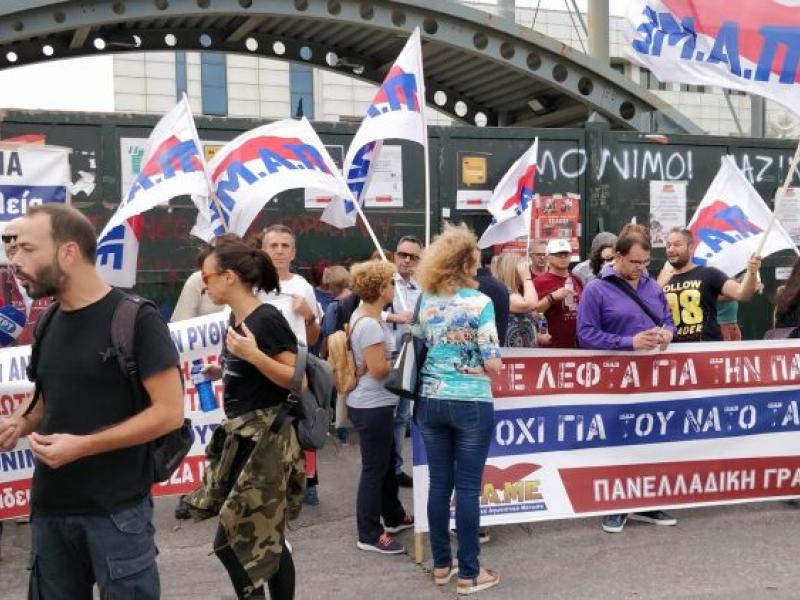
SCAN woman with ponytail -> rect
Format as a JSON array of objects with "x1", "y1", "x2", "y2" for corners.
[{"x1": 186, "y1": 233, "x2": 305, "y2": 600}]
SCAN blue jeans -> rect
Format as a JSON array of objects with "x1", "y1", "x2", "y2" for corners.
[
  {"x1": 28, "y1": 496, "x2": 159, "y2": 600},
  {"x1": 393, "y1": 396, "x2": 411, "y2": 474},
  {"x1": 416, "y1": 397, "x2": 494, "y2": 579}
]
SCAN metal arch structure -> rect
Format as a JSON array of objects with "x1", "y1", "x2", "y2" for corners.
[{"x1": 0, "y1": 0, "x2": 702, "y2": 134}]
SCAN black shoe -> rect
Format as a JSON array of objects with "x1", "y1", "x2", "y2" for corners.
[
  {"x1": 174, "y1": 495, "x2": 191, "y2": 520},
  {"x1": 630, "y1": 510, "x2": 677, "y2": 526},
  {"x1": 396, "y1": 472, "x2": 413, "y2": 488},
  {"x1": 601, "y1": 513, "x2": 627, "y2": 533}
]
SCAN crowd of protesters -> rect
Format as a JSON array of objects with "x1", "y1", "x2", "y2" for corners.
[{"x1": 2, "y1": 204, "x2": 798, "y2": 598}]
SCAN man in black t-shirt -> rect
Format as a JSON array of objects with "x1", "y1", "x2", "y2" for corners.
[
  {"x1": 0, "y1": 205, "x2": 183, "y2": 599},
  {"x1": 659, "y1": 228, "x2": 762, "y2": 342}
]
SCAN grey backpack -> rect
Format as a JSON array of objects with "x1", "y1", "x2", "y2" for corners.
[{"x1": 271, "y1": 345, "x2": 334, "y2": 450}]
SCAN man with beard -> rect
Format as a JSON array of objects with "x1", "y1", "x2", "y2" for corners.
[
  {"x1": 0, "y1": 204, "x2": 184, "y2": 599},
  {"x1": 577, "y1": 224, "x2": 677, "y2": 534},
  {"x1": 658, "y1": 228, "x2": 761, "y2": 343}
]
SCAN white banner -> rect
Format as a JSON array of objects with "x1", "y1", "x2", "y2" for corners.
[
  {"x1": 413, "y1": 343, "x2": 800, "y2": 532},
  {"x1": 0, "y1": 312, "x2": 229, "y2": 520},
  {"x1": 0, "y1": 144, "x2": 70, "y2": 225},
  {"x1": 625, "y1": 1, "x2": 800, "y2": 117}
]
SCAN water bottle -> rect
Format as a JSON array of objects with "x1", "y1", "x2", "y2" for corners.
[
  {"x1": 538, "y1": 316, "x2": 549, "y2": 337},
  {"x1": 564, "y1": 277, "x2": 576, "y2": 310},
  {"x1": 191, "y1": 358, "x2": 217, "y2": 412}
]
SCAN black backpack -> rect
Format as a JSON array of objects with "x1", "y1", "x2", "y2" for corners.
[
  {"x1": 271, "y1": 344, "x2": 334, "y2": 450},
  {"x1": 25, "y1": 293, "x2": 192, "y2": 483}
]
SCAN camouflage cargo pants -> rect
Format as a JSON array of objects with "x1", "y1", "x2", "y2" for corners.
[{"x1": 186, "y1": 409, "x2": 305, "y2": 592}]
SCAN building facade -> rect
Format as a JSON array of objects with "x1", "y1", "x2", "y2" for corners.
[{"x1": 111, "y1": 2, "x2": 800, "y2": 138}]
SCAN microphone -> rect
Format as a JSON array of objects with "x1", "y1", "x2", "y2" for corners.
[{"x1": 0, "y1": 305, "x2": 27, "y2": 347}]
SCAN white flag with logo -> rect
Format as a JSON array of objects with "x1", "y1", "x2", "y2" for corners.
[
  {"x1": 625, "y1": 1, "x2": 800, "y2": 116},
  {"x1": 202, "y1": 117, "x2": 354, "y2": 238},
  {"x1": 478, "y1": 140, "x2": 538, "y2": 249},
  {"x1": 687, "y1": 155, "x2": 797, "y2": 277},
  {"x1": 99, "y1": 96, "x2": 209, "y2": 241},
  {"x1": 321, "y1": 27, "x2": 426, "y2": 228},
  {"x1": 96, "y1": 216, "x2": 142, "y2": 288}
]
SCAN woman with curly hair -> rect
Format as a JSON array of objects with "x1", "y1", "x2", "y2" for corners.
[
  {"x1": 347, "y1": 260, "x2": 413, "y2": 554},
  {"x1": 491, "y1": 252, "x2": 539, "y2": 347},
  {"x1": 414, "y1": 224, "x2": 502, "y2": 595}
]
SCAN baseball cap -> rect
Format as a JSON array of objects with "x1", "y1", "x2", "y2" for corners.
[{"x1": 546, "y1": 238, "x2": 572, "y2": 255}]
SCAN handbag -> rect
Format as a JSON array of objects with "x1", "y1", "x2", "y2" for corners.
[{"x1": 384, "y1": 294, "x2": 427, "y2": 399}]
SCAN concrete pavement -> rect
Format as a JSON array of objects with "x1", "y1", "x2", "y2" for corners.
[{"x1": 1, "y1": 437, "x2": 799, "y2": 599}]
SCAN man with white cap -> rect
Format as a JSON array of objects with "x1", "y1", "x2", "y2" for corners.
[{"x1": 533, "y1": 238, "x2": 583, "y2": 348}]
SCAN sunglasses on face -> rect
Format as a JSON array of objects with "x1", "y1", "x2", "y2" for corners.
[
  {"x1": 2, "y1": 235, "x2": 17, "y2": 244},
  {"x1": 201, "y1": 271, "x2": 226, "y2": 285},
  {"x1": 602, "y1": 256, "x2": 615, "y2": 263},
  {"x1": 396, "y1": 251, "x2": 420, "y2": 262}
]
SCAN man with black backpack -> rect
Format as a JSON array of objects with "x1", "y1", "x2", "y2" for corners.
[{"x1": 0, "y1": 205, "x2": 184, "y2": 599}]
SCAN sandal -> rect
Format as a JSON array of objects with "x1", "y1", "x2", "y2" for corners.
[
  {"x1": 457, "y1": 569, "x2": 500, "y2": 595},
  {"x1": 433, "y1": 560, "x2": 458, "y2": 585}
]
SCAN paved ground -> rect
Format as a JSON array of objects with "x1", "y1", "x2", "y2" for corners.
[{"x1": 1, "y1": 437, "x2": 800, "y2": 599}]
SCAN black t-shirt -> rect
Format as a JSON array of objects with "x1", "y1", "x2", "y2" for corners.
[
  {"x1": 662, "y1": 266, "x2": 729, "y2": 342},
  {"x1": 222, "y1": 303, "x2": 297, "y2": 418},
  {"x1": 32, "y1": 289, "x2": 180, "y2": 515}
]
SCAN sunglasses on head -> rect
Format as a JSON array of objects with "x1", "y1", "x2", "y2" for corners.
[{"x1": 2, "y1": 235, "x2": 17, "y2": 244}]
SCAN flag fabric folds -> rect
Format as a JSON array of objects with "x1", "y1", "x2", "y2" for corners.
[
  {"x1": 478, "y1": 140, "x2": 538, "y2": 249},
  {"x1": 625, "y1": 1, "x2": 800, "y2": 116},
  {"x1": 687, "y1": 155, "x2": 796, "y2": 277},
  {"x1": 96, "y1": 96, "x2": 208, "y2": 287},
  {"x1": 321, "y1": 27, "x2": 426, "y2": 228},
  {"x1": 96, "y1": 216, "x2": 143, "y2": 289},
  {"x1": 202, "y1": 117, "x2": 354, "y2": 239}
]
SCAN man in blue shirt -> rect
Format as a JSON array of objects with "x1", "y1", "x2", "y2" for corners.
[{"x1": 577, "y1": 224, "x2": 678, "y2": 533}]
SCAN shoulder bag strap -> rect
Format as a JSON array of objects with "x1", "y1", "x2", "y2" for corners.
[
  {"x1": 289, "y1": 345, "x2": 308, "y2": 397},
  {"x1": 23, "y1": 301, "x2": 61, "y2": 416},
  {"x1": 603, "y1": 276, "x2": 663, "y2": 327}
]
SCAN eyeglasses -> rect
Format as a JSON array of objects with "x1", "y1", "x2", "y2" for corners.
[
  {"x1": 2, "y1": 235, "x2": 17, "y2": 244},
  {"x1": 201, "y1": 271, "x2": 226, "y2": 285},
  {"x1": 396, "y1": 251, "x2": 420, "y2": 262}
]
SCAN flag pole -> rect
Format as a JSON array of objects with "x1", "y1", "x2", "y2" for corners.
[
  {"x1": 183, "y1": 93, "x2": 229, "y2": 234},
  {"x1": 420, "y1": 33, "x2": 431, "y2": 247},
  {"x1": 756, "y1": 140, "x2": 800, "y2": 257},
  {"x1": 352, "y1": 199, "x2": 409, "y2": 311}
]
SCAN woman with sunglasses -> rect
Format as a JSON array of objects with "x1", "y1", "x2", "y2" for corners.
[
  {"x1": 186, "y1": 234, "x2": 303, "y2": 600},
  {"x1": 347, "y1": 259, "x2": 413, "y2": 554},
  {"x1": 590, "y1": 241, "x2": 617, "y2": 278}
]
